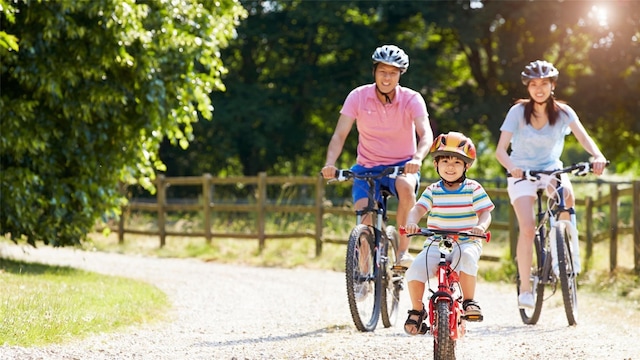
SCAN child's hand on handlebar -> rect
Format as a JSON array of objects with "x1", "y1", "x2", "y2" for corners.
[
  {"x1": 469, "y1": 225, "x2": 486, "y2": 236},
  {"x1": 400, "y1": 224, "x2": 420, "y2": 235}
]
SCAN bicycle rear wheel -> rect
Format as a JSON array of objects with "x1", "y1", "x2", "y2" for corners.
[
  {"x1": 433, "y1": 300, "x2": 455, "y2": 360},
  {"x1": 381, "y1": 225, "x2": 401, "y2": 328},
  {"x1": 345, "y1": 224, "x2": 381, "y2": 332},
  {"x1": 556, "y1": 224, "x2": 578, "y2": 325},
  {"x1": 518, "y1": 234, "x2": 545, "y2": 325}
]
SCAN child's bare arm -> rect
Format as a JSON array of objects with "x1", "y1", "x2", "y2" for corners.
[
  {"x1": 404, "y1": 205, "x2": 428, "y2": 234},
  {"x1": 470, "y1": 210, "x2": 492, "y2": 235}
]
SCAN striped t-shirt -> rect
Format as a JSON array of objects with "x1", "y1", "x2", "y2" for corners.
[{"x1": 416, "y1": 179, "x2": 495, "y2": 241}]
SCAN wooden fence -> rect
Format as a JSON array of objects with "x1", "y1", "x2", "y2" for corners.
[{"x1": 111, "y1": 173, "x2": 640, "y2": 273}]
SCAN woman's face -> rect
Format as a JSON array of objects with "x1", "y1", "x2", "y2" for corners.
[
  {"x1": 374, "y1": 63, "x2": 401, "y2": 93},
  {"x1": 527, "y1": 78, "x2": 555, "y2": 103}
]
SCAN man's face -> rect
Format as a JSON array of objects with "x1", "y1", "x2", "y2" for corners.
[{"x1": 374, "y1": 63, "x2": 401, "y2": 93}]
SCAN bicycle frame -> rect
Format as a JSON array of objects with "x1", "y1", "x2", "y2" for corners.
[
  {"x1": 330, "y1": 166, "x2": 404, "y2": 332},
  {"x1": 405, "y1": 228, "x2": 490, "y2": 359},
  {"x1": 513, "y1": 161, "x2": 605, "y2": 326}
]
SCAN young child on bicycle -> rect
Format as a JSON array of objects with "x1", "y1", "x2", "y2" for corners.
[{"x1": 402, "y1": 131, "x2": 494, "y2": 335}]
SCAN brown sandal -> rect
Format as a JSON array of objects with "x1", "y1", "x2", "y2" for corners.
[
  {"x1": 462, "y1": 299, "x2": 484, "y2": 322},
  {"x1": 404, "y1": 306, "x2": 429, "y2": 335}
]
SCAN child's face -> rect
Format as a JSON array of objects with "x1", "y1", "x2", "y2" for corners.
[{"x1": 434, "y1": 156, "x2": 468, "y2": 182}]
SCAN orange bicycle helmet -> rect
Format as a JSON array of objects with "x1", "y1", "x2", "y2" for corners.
[{"x1": 430, "y1": 131, "x2": 477, "y2": 165}]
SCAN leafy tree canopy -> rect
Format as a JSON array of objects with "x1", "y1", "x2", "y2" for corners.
[
  {"x1": 164, "y1": 0, "x2": 639, "y2": 178},
  {"x1": 0, "y1": 0, "x2": 246, "y2": 246}
]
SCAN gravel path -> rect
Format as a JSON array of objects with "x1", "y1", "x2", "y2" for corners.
[{"x1": 1, "y1": 243, "x2": 638, "y2": 360}]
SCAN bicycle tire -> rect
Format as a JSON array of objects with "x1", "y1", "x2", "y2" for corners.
[
  {"x1": 433, "y1": 300, "x2": 455, "y2": 360},
  {"x1": 381, "y1": 225, "x2": 401, "y2": 328},
  {"x1": 556, "y1": 224, "x2": 578, "y2": 325},
  {"x1": 345, "y1": 224, "x2": 381, "y2": 332},
  {"x1": 518, "y1": 233, "x2": 545, "y2": 325}
]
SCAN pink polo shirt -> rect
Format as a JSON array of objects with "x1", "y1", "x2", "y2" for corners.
[{"x1": 340, "y1": 84, "x2": 428, "y2": 167}]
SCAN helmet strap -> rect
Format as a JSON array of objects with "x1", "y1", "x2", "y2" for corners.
[
  {"x1": 436, "y1": 168, "x2": 467, "y2": 187},
  {"x1": 375, "y1": 85, "x2": 394, "y2": 104}
]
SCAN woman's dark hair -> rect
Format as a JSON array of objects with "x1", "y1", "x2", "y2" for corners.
[{"x1": 515, "y1": 96, "x2": 568, "y2": 126}]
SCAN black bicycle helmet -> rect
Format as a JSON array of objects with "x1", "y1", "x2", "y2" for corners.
[
  {"x1": 521, "y1": 60, "x2": 559, "y2": 85},
  {"x1": 372, "y1": 45, "x2": 409, "y2": 74}
]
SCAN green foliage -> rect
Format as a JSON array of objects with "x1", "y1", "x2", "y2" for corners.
[
  {"x1": 160, "y1": 1, "x2": 639, "y2": 179},
  {"x1": 0, "y1": 0, "x2": 247, "y2": 246}
]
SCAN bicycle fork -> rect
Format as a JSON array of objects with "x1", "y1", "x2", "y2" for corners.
[
  {"x1": 549, "y1": 217, "x2": 581, "y2": 276},
  {"x1": 547, "y1": 185, "x2": 581, "y2": 276},
  {"x1": 430, "y1": 264, "x2": 464, "y2": 340}
]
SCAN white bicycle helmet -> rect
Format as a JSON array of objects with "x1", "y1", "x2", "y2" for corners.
[
  {"x1": 372, "y1": 45, "x2": 409, "y2": 74},
  {"x1": 521, "y1": 60, "x2": 559, "y2": 85}
]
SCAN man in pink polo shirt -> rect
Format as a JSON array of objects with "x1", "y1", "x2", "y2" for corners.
[{"x1": 321, "y1": 44, "x2": 434, "y2": 267}]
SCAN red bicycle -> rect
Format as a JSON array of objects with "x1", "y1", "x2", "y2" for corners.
[{"x1": 402, "y1": 227, "x2": 490, "y2": 360}]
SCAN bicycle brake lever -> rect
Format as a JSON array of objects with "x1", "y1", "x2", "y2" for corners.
[
  {"x1": 387, "y1": 166, "x2": 401, "y2": 179},
  {"x1": 574, "y1": 162, "x2": 591, "y2": 176},
  {"x1": 524, "y1": 170, "x2": 540, "y2": 182},
  {"x1": 336, "y1": 169, "x2": 349, "y2": 182}
]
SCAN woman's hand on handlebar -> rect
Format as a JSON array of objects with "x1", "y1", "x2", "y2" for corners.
[
  {"x1": 591, "y1": 155, "x2": 608, "y2": 176},
  {"x1": 321, "y1": 164, "x2": 337, "y2": 179},
  {"x1": 507, "y1": 167, "x2": 523, "y2": 179}
]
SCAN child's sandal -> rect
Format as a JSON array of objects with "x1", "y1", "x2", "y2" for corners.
[{"x1": 404, "y1": 306, "x2": 429, "y2": 335}]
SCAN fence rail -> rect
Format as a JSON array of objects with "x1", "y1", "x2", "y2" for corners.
[{"x1": 111, "y1": 173, "x2": 640, "y2": 273}]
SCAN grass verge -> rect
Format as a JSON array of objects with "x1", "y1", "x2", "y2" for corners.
[{"x1": 0, "y1": 257, "x2": 169, "y2": 347}]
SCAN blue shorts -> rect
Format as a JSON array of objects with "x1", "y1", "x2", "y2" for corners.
[{"x1": 350, "y1": 160, "x2": 420, "y2": 204}]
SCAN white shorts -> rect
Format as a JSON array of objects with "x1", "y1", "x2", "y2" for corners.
[
  {"x1": 507, "y1": 172, "x2": 572, "y2": 204},
  {"x1": 405, "y1": 240, "x2": 482, "y2": 283}
]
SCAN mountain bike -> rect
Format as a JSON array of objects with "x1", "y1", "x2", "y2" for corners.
[
  {"x1": 511, "y1": 162, "x2": 605, "y2": 326},
  {"x1": 402, "y1": 227, "x2": 490, "y2": 360},
  {"x1": 328, "y1": 166, "x2": 406, "y2": 332}
]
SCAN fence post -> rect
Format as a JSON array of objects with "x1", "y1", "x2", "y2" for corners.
[
  {"x1": 634, "y1": 180, "x2": 640, "y2": 275},
  {"x1": 118, "y1": 206, "x2": 125, "y2": 244},
  {"x1": 117, "y1": 182, "x2": 126, "y2": 244},
  {"x1": 609, "y1": 183, "x2": 618, "y2": 272},
  {"x1": 257, "y1": 172, "x2": 267, "y2": 252},
  {"x1": 203, "y1": 173, "x2": 212, "y2": 244},
  {"x1": 315, "y1": 175, "x2": 324, "y2": 257},
  {"x1": 157, "y1": 175, "x2": 167, "y2": 248},
  {"x1": 584, "y1": 196, "x2": 593, "y2": 272}
]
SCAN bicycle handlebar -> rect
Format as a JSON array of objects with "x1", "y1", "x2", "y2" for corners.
[
  {"x1": 399, "y1": 227, "x2": 491, "y2": 243},
  {"x1": 507, "y1": 161, "x2": 610, "y2": 183},
  {"x1": 328, "y1": 166, "x2": 405, "y2": 183}
]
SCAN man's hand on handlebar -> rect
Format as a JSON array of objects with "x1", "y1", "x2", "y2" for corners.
[
  {"x1": 321, "y1": 164, "x2": 337, "y2": 179},
  {"x1": 403, "y1": 158, "x2": 422, "y2": 174}
]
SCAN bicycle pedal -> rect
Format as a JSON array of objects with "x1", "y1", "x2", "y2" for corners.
[
  {"x1": 392, "y1": 265, "x2": 408, "y2": 272},
  {"x1": 462, "y1": 314, "x2": 483, "y2": 322}
]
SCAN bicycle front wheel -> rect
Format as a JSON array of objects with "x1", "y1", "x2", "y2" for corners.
[
  {"x1": 556, "y1": 224, "x2": 578, "y2": 325},
  {"x1": 433, "y1": 300, "x2": 455, "y2": 360},
  {"x1": 345, "y1": 224, "x2": 381, "y2": 332},
  {"x1": 381, "y1": 225, "x2": 401, "y2": 328},
  {"x1": 518, "y1": 234, "x2": 545, "y2": 325}
]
